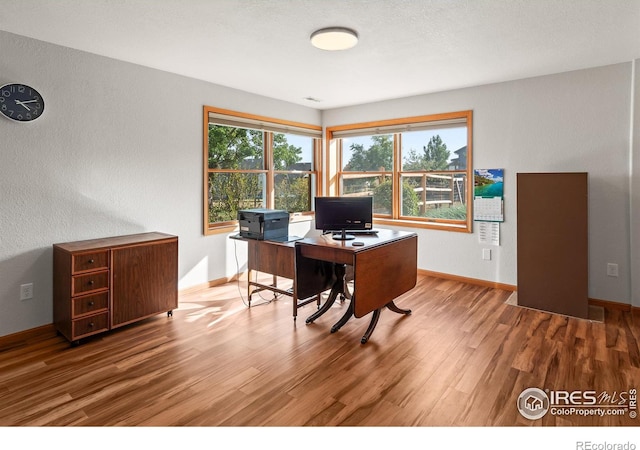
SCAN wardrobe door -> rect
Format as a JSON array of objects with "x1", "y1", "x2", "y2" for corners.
[
  {"x1": 111, "y1": 238, "x2": 178, "y2": 328},
  {"x1": 516, "y1": 172, "x2": 588, "y2": 318}
]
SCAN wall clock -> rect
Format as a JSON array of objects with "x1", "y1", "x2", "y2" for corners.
[{"x1": 0, "y1": 83, "x2": 45, "y2": 122}]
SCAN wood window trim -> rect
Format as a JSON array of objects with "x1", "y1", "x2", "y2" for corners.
[
  {"x1": 326, "y1": 110, "x2": 473, "y2": 233},
  {"x1": 203, "y1": 106, "x2": 322, "y2": 235}
]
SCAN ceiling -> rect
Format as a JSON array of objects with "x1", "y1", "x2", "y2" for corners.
[{"x1": 1, "y1": 0, "x2": 639, "y2": 110}]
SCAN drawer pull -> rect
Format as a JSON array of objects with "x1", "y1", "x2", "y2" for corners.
[
  {"x1": 88, "y1": 259, "x2": 94, "y2": 264},
  {"x1": 88, "y1": 322, "x2": 94, "y2": 328},
  {"x1": 88, "y1": 280, "x2": 94, "y2": 285},
  {"x1": 88, "y1": 301, "x2": 94, "y2": 307}
]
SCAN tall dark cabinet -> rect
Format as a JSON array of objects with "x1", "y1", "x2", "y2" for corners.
[{"x1": 516, "y1": 172, "x2": 588, "y2": 318}]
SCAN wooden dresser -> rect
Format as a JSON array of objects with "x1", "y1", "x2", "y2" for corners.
[{"x1": 53, "y1": 232, "x2": 178, "y2": 344}]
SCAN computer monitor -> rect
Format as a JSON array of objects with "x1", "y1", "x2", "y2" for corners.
[{"x1": 314, "y1": 196, "x2": 373, "y2": 240}]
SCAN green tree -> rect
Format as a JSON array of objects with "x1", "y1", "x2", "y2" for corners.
[
  {"x1": 273, "y1": 133, "x2": 303, "y2": 170},
  {"x1": 402, "y1": 148, "x2": 424, "y2": 171},
  {"x1": 345, "y1": 135, "x2": 393, "y2": 171},
  {"x1": 273, "y1": 133, "x2": 307, "y2": 212},
  {"x1": 403, "y1": 134, "x2": 450, "y2": 171},
  {"x1": 424, "y1": 135, "x2": 450, "y2": 170},
  {"x1": 208, "y1": 125, "x2": 264, "y2": 222},
  {"x1": 275, "y1": 175, "x2": 310, "y2": 212},
  {"x1": 373, "y1": 180, "x2": 419, "y2": 216},
  {"x1": 208, "y1": 125, "x2": 262, "y2": 169},
  {"x1": 343, "y1": 135, "x2": 393, "y2": 195},
  {"x1": 208, "y1": 127, "x2": 308, "y2": 221},
  {"x1": 208, "y1": 172, "x2": 263, "y2": 223}
]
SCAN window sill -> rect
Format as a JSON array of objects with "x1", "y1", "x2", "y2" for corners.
[
  {"x1": 205, "y1": 213, "x2": 313, "y2": 236},
  {"x1": 205, "y1": 224, "x2": 238, "y2": 236},
  {"x1": 290, "y1": 213, "x2": 313, "y2": 224},
  {"x1": 375, "y1": 218, "x2": 471, "y2": 233}
]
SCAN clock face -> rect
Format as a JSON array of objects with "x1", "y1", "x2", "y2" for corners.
[{"x1": 0, "y1": 83, "x2": 45, "y2": 122}]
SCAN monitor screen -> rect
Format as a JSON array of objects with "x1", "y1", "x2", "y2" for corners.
[{"x1": 314, "y1": 196, "x2": 373, "y2": 232}]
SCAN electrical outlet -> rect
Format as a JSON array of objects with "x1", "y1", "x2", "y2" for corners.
[
  {"x1": 20, "y1": 283, "x2": 33, "y2": 301},
  {"x1": 606, "y1": 263, "x2": 619, "y2": 277},
  {"x1": 482, "y1": 248, "x2": 491, "y2": 260}
]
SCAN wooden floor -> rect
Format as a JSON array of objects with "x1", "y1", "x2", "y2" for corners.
[{"x1": 0, "y1": 274, "x2": 639, "y2": 427}]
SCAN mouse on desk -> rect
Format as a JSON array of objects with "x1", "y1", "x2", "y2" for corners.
[{"x1": 352, "y1": 241, "x2": 365, "y2": 246}]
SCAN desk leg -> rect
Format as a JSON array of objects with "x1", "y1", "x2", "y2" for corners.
[
  {"x1": 386, "y1": 301, "x2": 412, "y2": 315},
  {"x1": 247, "y1": 269, "x2": 253, "y2": 307},
  {"x1": 359, "y1": 301, "x2": 411, "y2": 344},
  {"x1": 305, "y1": 284, "x2": 340, "y2": 324},
  {"x1": 293, "y1": 292, "x2": 298, "y2": 321},
  {"x1": 330, "y1": 299, "x2": 354, "y2": 333},
  {"x1": 361, "y1": 308, "x2": 381, "y2": 344},
  {"x1": 305, "y1": 264, "x2": 345, "y2": 324}
]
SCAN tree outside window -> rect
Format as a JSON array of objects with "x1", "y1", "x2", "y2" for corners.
[
  {"x1": 204, "y1": 107, "x2": 321, "y2": 234},
  {"x1": 331, "y1": 111, "x2": 472, "y2": 231}
]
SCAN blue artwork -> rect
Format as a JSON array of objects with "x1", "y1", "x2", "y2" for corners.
[{"x1": 474, "y1": 169, "x2": 504, "y2": 198}]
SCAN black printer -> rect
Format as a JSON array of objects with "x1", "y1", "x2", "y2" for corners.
[{"x1": 237, "y1": 208, "x2": 289, "y2": 240}]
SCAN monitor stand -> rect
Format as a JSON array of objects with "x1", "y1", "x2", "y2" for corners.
[{"x1": 332, "y1": 229, "x2": 355, "y2": 241}]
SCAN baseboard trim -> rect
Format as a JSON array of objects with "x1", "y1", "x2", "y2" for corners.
[
  {"x1": 418, "y1": 269, "x2": 517, "y2": 291},
  {"x1": 0, "y1": 324, "x2": 57, "y2": 349},
  {"x1": 588, "y1": 297, "x2": 633, "y2": 312},
  {"x1": 178, "y1": 273, "x2": 244, "y2": 295},
  {"x1": 418, "y1": 270, "x2": 636, "y2": 313}
]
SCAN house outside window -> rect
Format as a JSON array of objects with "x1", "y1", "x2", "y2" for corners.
[{"x1": 204, "y1": 107, "x2": 322, "y2": 235}]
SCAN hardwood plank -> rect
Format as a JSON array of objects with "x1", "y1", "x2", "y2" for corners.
[{"x1": 0, "y1": 274, "x2": 638, "y2": 426}]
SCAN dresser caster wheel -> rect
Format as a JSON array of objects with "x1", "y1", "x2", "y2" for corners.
[{"x1": 167, "y1": 310, "x2": 173, "y2": 317}]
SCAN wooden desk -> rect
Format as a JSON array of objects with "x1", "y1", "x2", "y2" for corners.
[
  {"x1": 232, "y1": 230, "x2": 417, "y2": 341},
  {"x1": 232, "y1": 236, "x2": 322, "y2": 319},
  {"x1": 295, "y1": 230, "x2": 417, "y2": 343}
]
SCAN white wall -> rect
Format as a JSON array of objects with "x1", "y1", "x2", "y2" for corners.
[
  {"x1": 632, "y1": 59, "x2": 640, "y2": 308},
  {"x1": 323, "y1": 62, "x2": 636, "y2": 306},
  {"x1": 0, "y1": 31, "x2": 320, "y2": 337},
  {"x1": 1, "y1": 31, "x2": 637, "y2": 338}
]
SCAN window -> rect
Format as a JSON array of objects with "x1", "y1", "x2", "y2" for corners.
[
  {"x1": 204, "y1": 106, "x2": 322, "y2": 234},
  {"x1": 328, "y1": 110, "x2": 473, "y2": 232}
]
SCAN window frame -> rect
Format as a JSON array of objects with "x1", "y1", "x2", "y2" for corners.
[
  {"x1": 326, "y1": 110, "x2": 473, "y2": 232},
  {"x1": 203, "y1": 106, "x2": 322, "y2": 235}
]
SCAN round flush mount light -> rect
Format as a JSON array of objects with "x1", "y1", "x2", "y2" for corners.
[{"x1": 310, "y1": 27, "x2": 358, "y2": 51}]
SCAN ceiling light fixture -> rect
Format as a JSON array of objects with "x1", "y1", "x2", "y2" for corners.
[{"x1": 310, "y1": 27, "x2": 358, "y2": 51}]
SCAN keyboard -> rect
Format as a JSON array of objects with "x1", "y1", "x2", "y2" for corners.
[{"x1": 333, "y1": 229, "x2": 379, "y2": 236}]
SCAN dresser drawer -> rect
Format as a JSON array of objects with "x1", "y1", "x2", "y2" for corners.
[
  {"x1": 72, "y1": 250, "x2": 109, "y2": 274},
  {"x1": 72, "y1": 271, "x2": 109, "y2": 296},
  {"x1": 72, "y1": 292, "x2": 109, "y2": 318},
  {"x1": 72, "y1": 312, "x2": 109, "y2": 339}
]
